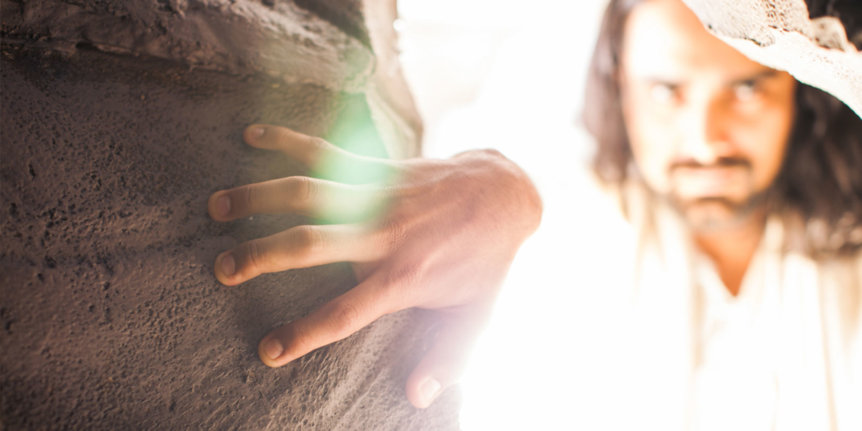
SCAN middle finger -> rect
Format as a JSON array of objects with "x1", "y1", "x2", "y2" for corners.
[{"x1": 208, "y1": 176, "x2": 388, "y2": 223}]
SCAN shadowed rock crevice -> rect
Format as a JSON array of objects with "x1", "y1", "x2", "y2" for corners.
[{"x1": 805, "y1": 0, "x2": 862, "y2": 48}]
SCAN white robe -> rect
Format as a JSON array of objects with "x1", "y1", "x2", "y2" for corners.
[{"x1": 460, "y1": 172, "x2": 862, "y2": 430}]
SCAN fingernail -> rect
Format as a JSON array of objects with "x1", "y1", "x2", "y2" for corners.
[
  {"x1": 220, "y1": 253, "x2": 235, "y2": 276},
  {"x1": 419, "y1": 377, "x2": 441, "y2": 407},
  {"x1": 262, "y1": 338, "x2": 283, "y2": 360},
  {"x1": 215, "y1": 194, "x2": 231, "y2": 217},
  {"x1": 249, "y1": 126, "x2": 265, "y2": 139}
]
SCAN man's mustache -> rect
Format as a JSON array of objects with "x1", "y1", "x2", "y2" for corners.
[{"x1": 669, "y1": 157, "x2": 751, "y2": 172}]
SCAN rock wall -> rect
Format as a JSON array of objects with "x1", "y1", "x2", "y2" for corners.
[
  {"x1": 3, "y1": 0, "x2": 859, "y2": 429},
  {"x1": 0, "y1": 0, "x2": 454, "y2": 429}
]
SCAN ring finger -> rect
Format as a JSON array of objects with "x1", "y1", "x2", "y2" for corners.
[{"x1": 214, "y1": 223, "x2": 386, "y2": 285}]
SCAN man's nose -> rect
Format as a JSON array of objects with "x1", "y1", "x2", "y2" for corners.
[{"x1": 679, "y1": 96, "x2": 733, "y2": 164}]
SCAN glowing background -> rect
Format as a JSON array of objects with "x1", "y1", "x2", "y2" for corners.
[{"x1": 395, "y1": 1, "x2": 621, "y2": 427}]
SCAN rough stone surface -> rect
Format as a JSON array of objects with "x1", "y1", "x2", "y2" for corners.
[
  {"x1": 3, "y1": 0, "x2": 858, "y2": 428},
  {"x1": 684, "y1": 0, "x2": 862, "y2": 117},
  {"x1": 0, "y1": 0, "x2": 372, "y2": 92},
  {"x1": 0, "y1": 1, "x2": 454, "y2": 429}
]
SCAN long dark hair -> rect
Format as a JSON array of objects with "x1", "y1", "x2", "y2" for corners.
[{"x1": 582, "y1": 0, "x2": 862, "y2": 256}]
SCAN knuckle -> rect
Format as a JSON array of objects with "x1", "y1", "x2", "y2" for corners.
[
  {"x1": 327, "y1": 300, "x2": 363, "y2": 337},
  {"x1": 385, "y1": 260, "x2": 423, "y2": 290},
  {"x1": 271, "y1": 125, "x2": 290, "y2": 143},
  {"x1": 455, "y1": 148, "x2": 505, "y2": 162},
  {"x1": 240, "y1": 185, "x2": 255, "y2": 213},
  {"x1": 304, "y1": 136, "x2": 330, "y2": 162},
  {"x1": 380, "y1": 215, "x2": 408, "y2": 253},
  {"x1": 305, "y1": 135, "x2": 328, "y2": 152},
  {"x1": 242, "y1": 240, "x2": 266, "y2": 273},
  {"x1": 290, "y1": 226, "x2": 323, "y2": 259},
  {"x1": 478, "y1": 148, "x2": 505, "y2": 159},
  {"x1": 287, "y1": 176, "x2": 315, "y2": 208},
  {"x1": 279, "y1": 324, "x2": 312, "y2": 357},
  {"x1": 287, "y1": 336, "x2": 312, "y2": 357}
]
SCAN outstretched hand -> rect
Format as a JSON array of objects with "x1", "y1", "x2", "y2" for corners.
[{"x1": 208, "y1": 124, "x2": 542, "y2": 408}]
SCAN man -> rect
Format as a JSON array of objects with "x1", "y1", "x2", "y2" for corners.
[{"x1": 208, "y1": 0, "x2": 861, "y2": 427}]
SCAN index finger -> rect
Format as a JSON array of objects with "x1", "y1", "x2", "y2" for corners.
[{"x1": 244, "y1": 125, "x2": 391, "y2": 184}]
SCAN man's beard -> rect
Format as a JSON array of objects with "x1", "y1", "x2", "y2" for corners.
[
  {"x1": 666, "y1": 191, "x2": 771, "y2": 232},
  {"x1": 661, "y1": 157, "x2": 773, "y2": 232}
]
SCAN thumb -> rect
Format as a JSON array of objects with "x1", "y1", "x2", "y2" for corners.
[{"x1": 405, "y1": 312, "x2": 487, "y2": 409}]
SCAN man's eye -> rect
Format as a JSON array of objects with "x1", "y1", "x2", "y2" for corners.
[
  {"x1": 733, "y1": 80, "x2": 760, "y2": 101},
  {"x1": 649, "y1": 83, "x2": 679, "y2": 104}
]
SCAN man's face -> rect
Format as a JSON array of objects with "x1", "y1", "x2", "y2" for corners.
[{"x1": 619, "y1": 0, "x2": 797, "y2": 231}]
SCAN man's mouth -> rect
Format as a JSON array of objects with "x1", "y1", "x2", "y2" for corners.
[{"x1": 669, "y1": 162, "x2": 751, "y2": 199}]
